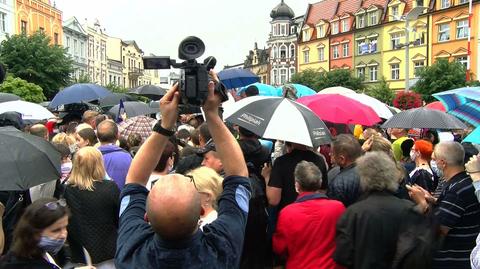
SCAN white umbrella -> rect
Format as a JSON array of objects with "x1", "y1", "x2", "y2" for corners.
[
  {"x1": 318, "y1": 86, "x2": 356, "y2": 94},
  {"x1": 0, "y1": 100, "x2": 55, "y2": 120}
]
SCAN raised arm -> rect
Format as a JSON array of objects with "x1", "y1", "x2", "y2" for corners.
[
  {"x1": 125, "y1": 84, "x2": 180, "y2": 185},
  {"x1": 202, "y1": 73, "x2": 248, "y2": 178}
]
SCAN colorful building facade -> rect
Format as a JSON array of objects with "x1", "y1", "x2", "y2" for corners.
[{"x1": 15, "y1": 0, "x2": 62, "y2": 44}]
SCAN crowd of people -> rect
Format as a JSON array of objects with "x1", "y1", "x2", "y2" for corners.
[{"x1": 0, "y1": 75, "x2": 479, "y2": 269}]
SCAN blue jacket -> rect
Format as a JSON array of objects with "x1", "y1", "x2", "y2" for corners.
[
  {"x1": 98, "y1": 144, "x2": 132, "y2": 190},
  {"x1": 115, "y1": 176, "x2": 251, "y2": 269}
]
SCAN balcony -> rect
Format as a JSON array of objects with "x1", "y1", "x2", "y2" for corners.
[{"x1": 128, "y1": 67, "x2": 143, "y2": 79}]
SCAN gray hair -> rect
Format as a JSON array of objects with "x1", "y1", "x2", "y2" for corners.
[
  {"x1": 357, "y1": 151, "x2": 400, "y2": 193},
  {"x1": 294, "y1": 161, "x2": 322, "y2": 192},
  {"x1": 434, "y1": 141, "x2": 465, "y2": 166}
]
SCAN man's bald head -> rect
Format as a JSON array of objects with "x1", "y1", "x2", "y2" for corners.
[
  {"x1": 146, "y1": 174, "x2": 201, "y2": 241},
  {"x1": 29, "y1": 124, "x2": 49, "y2": 140},
  {"x1": 96, "y1": 120, "x2": 118, "y2": 144}
]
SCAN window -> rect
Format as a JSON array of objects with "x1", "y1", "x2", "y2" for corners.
[
  {"x1": 391, "y1": 33, "x2": 402, "y2": 49},
  {"x1": 303, "y1": 50, "x2": 310, "y2": 63},
  {"x1": 281, "y1": 24, "x2": 286, "y2": 36},
  {"x1": 290, "y1": 45, "x2": 295, "y2": 59},
  {"x1": 21, "y1": 20, "x2": 27, "y2": 34},
  {"x1": 80, "y1": 42, "x2": 84, "y2": 57},
  {"x1": 74, "y1": 40, "x2": 78, "y2": 55},
  {"x1": 54, "y1": 33, "x2": 58, "y2": 45},
  {"x1": 456, "y1": 19, "x2": 468, "y2": 39},
  {"x1": 318, "y1": 47, "x2": 325, "y2": 61},
  {"x1": 341, "y1": 19, "x2": 349, "y2": 32},
  {"x1": 280, "y1": 69, "x2": 287, "y2": 84},
  {"x1": 280, "y1": 46, "x2": 287, "y2": 59},
  {"x1": 66, "y1": 37, "x2": 70, "y2": 50},
  {"x1": 391, "y1": 64, "x2": 400, "y2": 80},
  {"x1": 290, "y1": 68, "x2": 296, "y2": 80},
  {"x1": 332, "y1": 45, "x2": 339, "y2": 59},
  {"x1": 414, "y1": 61, "x2": 425, "y2": 77},
  {"x1": 273, "y1": 46, "x2": 278, "y2": 59},
  {"x1": 459, "y1": 0, "x2": 468, "y2": 3},
  {"x1": 332, "y1": 22, "x2": 339, "y2": 34},
  {"x1": 456, "y1": 56, "x2": 468, "y2": 68},
  {"x1": 441, "y1": 0, "x2": 450, "y2": 8},
  {"x1": 369, "y1": 12, "x2": 377, "y2": 25},
  {"x1": 369, "y1": 66, "x2": 378, "y2": 81},
  {"x1": 358, "y1": 15, "x2": 365, "y2": 28},
  {"x1": 369, "y1": 38, "x2": 378, "y2": 52},
  {"x1": 342, "y1": 43, "x2": 349, "y2": 57},
  {"x1": 273, "y1": 70, "x2": 278, "y2": 85},
  {"x1": 0, "y1": 12, "x2": 6, "y2": 32},
  {"x1": 357, "y1": 67, "x2": 365, "y2": 78},
  {"x1": 392, "y1": 6, "x2": 399, "y2": 18},
  {"x1": 39, "y1": 27, "x2": 44, "y2": 32},
  {"x1": 317, "y1": 25, "x2": 324, "y2": 38},
  {"x1": 302, "y1": 29, "x2": 310, "y2": 42},
  {"x1": 438, "y1": 24, "x2": 450, "y2": 41}
]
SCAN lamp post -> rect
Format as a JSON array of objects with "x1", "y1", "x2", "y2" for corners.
[{"x1": 403, "y1": 6, "x2": 427, "y2": 92}]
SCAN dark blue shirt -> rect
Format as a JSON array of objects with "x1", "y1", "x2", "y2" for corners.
[{"x1": 114, "y1": 176, "x2": 251, "y2": 269}]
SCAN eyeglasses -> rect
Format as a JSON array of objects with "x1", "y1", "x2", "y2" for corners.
[
  {"x1": 184, "y1": 175, "x2": 198, "y2": 190},
  {"x1": 45, "y1": 199, "x2": 67, "y2": 211}
]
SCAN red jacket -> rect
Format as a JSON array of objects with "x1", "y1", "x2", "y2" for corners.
[{"x1": 273, "y1": 192, "x2": 346, "y2": 269}]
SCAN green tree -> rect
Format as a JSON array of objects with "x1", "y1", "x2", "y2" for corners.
[
  {"x1": 364, "y1": 77, "x2": 395, "y2": 105},
  {"x1": 0, "y1": 32, "x2": 74, "y2": 99},
  {"x1": 316, "y1": 69, "x2": 365, "y2": 92},
  {"x1": 75, "y1": 73, "x2": 92, "y2": 84},
  {"x1": 105, "y1": 83, "x2": 128, "y2": 93},
  {"x1": 290, "y1": 68, "x2": 321, "y2": 90},
  {"x1": 412, "y1": 59, "x2": 466, "y2": 102},
  {"x1": 0, "y1": 75, "x2": 45, "y2": 103}
]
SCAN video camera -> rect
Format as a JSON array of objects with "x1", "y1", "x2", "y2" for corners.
[{"x1": 143, "y1": 36, "x2": 228, "y2": 106}]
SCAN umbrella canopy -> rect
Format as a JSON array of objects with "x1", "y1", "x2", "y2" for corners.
[
  {"x1": 425, "y1": 101, "x2": 446, "y2": 112},
  {"x1": 277, "y1": 84, "x2": 317, "y2": 98},
  {"x1": 297, "y1": 94, "x2": 381, "y2": 126},
  {"x1": 218, "y1": 68, "x2": 260, "y2": 89},
  {"x1": 0, "y1": 100, "x2": 55, "y2": 120},
  {"x1": 49, "y1": 83, "x2": 112, "y2": 108},
  {"x1": 433, "y1": 87, "x2": 480, "y2": 126},
  {"x1": 109, "y1": 101, "x2": 156, "y2": 119},
  {"x1": 318, "y1": 86, "x2": 356, "y2": 95},
  {"x1": 128, "y1": 85, "x2": 167, "y2": 100},
  {"x1": 0, "y1": 93, "x2": 21, "y2": 103},
  {"x1": 0, "y1": 126, "x2": 60, "y2": 190},
  {"x1": 237, "y1": 83, "x2": 278, "y2": 96},
  {"x1": 118, "y1": 116, "x2": 156, "y2": 141},
  {"x1": 223, "y1": 96, "x2": 331, "y2": 147},
  {"x1": 99, "y1": 93, "x2": 137, "y2": 108},
  {"x1": 463, "y1": 126, "x2": 480, "y2": 144},
  {"x1": 381, "y1": 107, "x2": 468, "y2": 129}
]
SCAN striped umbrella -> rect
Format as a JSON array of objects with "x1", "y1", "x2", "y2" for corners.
[
  {"x1": 223, "y1": 96, "x2": 331, "y2": 147},
  {"x1": 381, "y1": 107, "x2": 468, "y2": 129},
  {"x1": 433, "y1": 87, "x2": 480, "y2": 126}
]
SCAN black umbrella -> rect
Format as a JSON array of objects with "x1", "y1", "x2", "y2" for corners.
[
  {"x1": 0, "y1": 126, "x2": 60, "y2": 190},
  {"x1": 381, "y1": 107, "x2": 468, "y2": 130},
  {"x1": 99, "y1": 93, "x2": 137, "y2": 109},
  {"x1": 109, "y1": 101, "x2": 157, "y2": 119},
  {"x1": 128, "y1": 85, "x2": 167, "y2": 100},
  {"x1": 0, "y1": 93, "x2": 21, "y2": 103}
]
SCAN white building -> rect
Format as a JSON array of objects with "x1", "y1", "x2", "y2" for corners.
[
  {"x1": 63, "y1": 17, "x2": 87, "y2": 81},
  {"x1": 0, "y1": 0, "x2": 15, "y2": 42},
  {"x1": 83, "y1": 19, "x2": 108, "y2": 86}
]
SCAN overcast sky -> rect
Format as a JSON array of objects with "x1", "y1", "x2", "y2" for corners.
[{"x1": 56, "y1": 0, "x2": 313, "y2": 70}]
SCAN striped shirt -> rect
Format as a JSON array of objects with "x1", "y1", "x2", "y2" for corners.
[{"x1": 433, "y1": 172, "x2": 480, "y2": 269}]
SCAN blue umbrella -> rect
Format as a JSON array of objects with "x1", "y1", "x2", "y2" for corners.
[
  {"x1": 276, "y1": 84, "x2": 317, "y2": 98},
  {"x1": 48, "y1": 83, "x2": 112, "y2": 108},
  {"x1": 463, "y1": 126, "x2": 480, "y2": 144},
  {"x1": 218, "y1": 69, "x2": 259, "y2": 89},
  {"x1": 237, "y1": 83, "x2": 278, "y2": 96},
  {"x1": 433, "y1": 87, "x2": 480, "y2": 126}
]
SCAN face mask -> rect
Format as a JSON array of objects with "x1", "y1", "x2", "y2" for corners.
[
  {"x1": 69, "y1": 144, "x2": 78, "y2": 154},
  {"x1": 61, "y1": 162, "x2": 72, "y2": 174},
  {"x1": 38, "y1": 235, "x2": 65, "y2": 254},
  {"x1": 410, "y1": 151, "x2": 417, "y2": 161},
  {"x1": 430, "y1": 160, "x2": 443, "y2": 179}
]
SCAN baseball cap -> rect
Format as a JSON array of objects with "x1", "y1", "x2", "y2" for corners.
[{"x1": 196, "y1": 139, "x2": 216, "y2": 155}]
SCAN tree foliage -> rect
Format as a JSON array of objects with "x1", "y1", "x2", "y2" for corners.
[
  {"x1": 365, "y1": 77, "x2": 395, "y2": 106},
  {"x1": 75, "y1": 73, "x2": 92, "y2": 84},
  {"x1": 291, "y1": 68, "x2": 365, "y2": 92},
  {"x1": 105, "y1": 83, "x2": 128, "y2": 93},
  {"x1": 0, "y1": 32, "x2": 74, "y2": 100},
  {"x1": 412, "y1": 59, "x2": 466, "y2": 102},
  {"x1": 0, "y1": 75, "x2": 45, "y2": 103}
]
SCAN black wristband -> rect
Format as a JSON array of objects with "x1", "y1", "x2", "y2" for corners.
[{"x1": 152, "y1": 122, "x2": 175, "y2": 137}]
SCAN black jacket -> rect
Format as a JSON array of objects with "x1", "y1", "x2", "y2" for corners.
[{"x1": 327, "y1": 164, "x2": 361, "y2": 207}]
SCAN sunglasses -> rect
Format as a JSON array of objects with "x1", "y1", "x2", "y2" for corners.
[
  {"x1": 184, "y1": 175, "x2": 198, "y2": 190},
  {"x1": 45, "y1": 199, "x2": 67, "y2": 211}
]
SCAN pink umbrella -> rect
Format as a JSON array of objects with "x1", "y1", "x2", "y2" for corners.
[
  {"x1": 297, "y1": 94, "x2": 381, "y2": 126},
  {"x1": 425, "y1": 101, "x2": 446, "y2": 112}
]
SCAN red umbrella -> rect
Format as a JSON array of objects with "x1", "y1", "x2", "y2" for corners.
[
  {"x1": 297, "y1": 94, "x2": 381, "y2": 126},
  {"x1": 425, "y1": 101, "x2": 446, "y2": 112}
]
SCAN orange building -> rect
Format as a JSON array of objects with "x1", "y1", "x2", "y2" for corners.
[
  {"x1": 429, "y1": 0, "x2": 480, "y2": 80},
  {"x1": 15, "y1": 0, "x2": 62, "y2": 45}
]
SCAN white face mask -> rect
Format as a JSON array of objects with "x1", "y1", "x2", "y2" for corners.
[{"x1": 410, "y1": 151, "x2": 418, "y2": 161}]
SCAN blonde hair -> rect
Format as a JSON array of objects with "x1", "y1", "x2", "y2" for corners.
[
  {"x1": 68, "y1": 147, "x2": 106, "y2": 191},
  {"x1": 51, "y1": 133, "x2": 76, "y2": 147},
  {"x1": 187, "y1": 167, "x2": 223, "y2": 209},
  {"x1": 369, "y1": 135, "x2": 394, "y2": 158}
]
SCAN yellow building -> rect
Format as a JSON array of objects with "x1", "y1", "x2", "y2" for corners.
[
  {"x1": 15, "y1": 0, "x2": 62, "y2": 45},
  {"x1": 121, "y1": 40, "x2": 144, "y2": 89},
  {"x1": 381, "y1": 0, "x2": 428, "y2": 91},
  {"x1": 298, "y1": 0, "x2": 339, "y2": 73}
]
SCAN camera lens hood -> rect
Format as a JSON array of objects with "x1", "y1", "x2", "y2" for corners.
[{"x1": 178, "y1": 36, "x2": 205, "y2": 60}]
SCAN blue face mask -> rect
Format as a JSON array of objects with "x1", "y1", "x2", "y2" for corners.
[
  {"x1": 430, "y1": 160, "x2": 443, "y2": 179},
  {"x1": 38, "y1": 235, "x2": 65, "y2": 254}
]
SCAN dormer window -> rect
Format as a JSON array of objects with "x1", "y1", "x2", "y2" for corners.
[
  {"x1": 317, "y1": 25, "x2": 325, "y2": 38},
  {"x1": 341, "y1": 19, "x2": 349, "y2": 32},
  {"x1": 441, "y1": 0, "x2": 450, "y2": 9},
  {"x1": 416, "y1": 0, "x2": 424, "y2": 6},
  {"x1": 358, "y1": 15, "x2": 365, "y2": 28},
  {"x1": 369, "y1": 12, "x2": 377, "y2": 26},
  {"x1": 332, "y1": 21, "x2": 339, "y2": 34},
  {"x1": 302, "y1": 28, "x2": 311, "y2": 42},
  {"x1": 392, "y1": 6, "x2": 399, "y2": 18}
]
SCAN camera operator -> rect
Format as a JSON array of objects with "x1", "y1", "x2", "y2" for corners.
[{"x1": 114, "y1": 72, "x2": 251, "y2": 268}]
